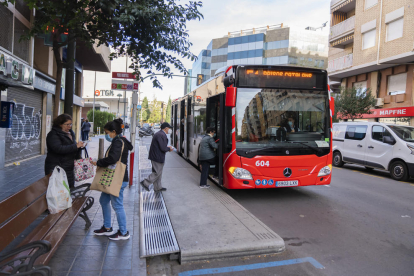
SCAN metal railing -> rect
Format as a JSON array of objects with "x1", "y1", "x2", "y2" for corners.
[
  {"x1": 328, "y1": 53, "x2": 353, "y2": 73},
  {"x1": 329, "y1": 16, "x2": 355, "y2": 41}
]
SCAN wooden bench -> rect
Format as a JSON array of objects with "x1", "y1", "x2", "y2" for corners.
[{"x1": 0, "y1": 175, "x2": 94, "y2": 276}]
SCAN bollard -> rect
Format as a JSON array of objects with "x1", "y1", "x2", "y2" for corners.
[{"x1": 98, "y1": 138, "x2": 104, "y2": 159}]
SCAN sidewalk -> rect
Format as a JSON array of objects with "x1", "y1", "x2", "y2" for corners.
[{"x1": 0, "y1": 133, "x2": 146, "y2": 276}]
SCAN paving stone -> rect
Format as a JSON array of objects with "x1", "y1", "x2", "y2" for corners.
[{"x1": 102, "y1": 256, "x2": 132, "y2": 270}]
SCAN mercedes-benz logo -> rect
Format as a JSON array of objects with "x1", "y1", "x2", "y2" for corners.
[
  {"x1": 283, "y1": 167, "x2": 292, "y2": 178},
  {"x1": 286, "y1": 150, "x2": 290, "y2": 155}
]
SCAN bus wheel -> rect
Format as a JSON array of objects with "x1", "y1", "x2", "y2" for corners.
[
  {"x1": 390, "y1": 161, "x2": 408, "y2": 181},
  {"x1": 333, "y1": 152, "x2": 344, "y2": 167}
]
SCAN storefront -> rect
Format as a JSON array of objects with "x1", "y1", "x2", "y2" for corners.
[{"x1": 361, "y1": 106, "x2": 414, "y2": 126}]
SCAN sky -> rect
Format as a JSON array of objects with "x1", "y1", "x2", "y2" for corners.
[{"x1": 139, "y1": 0, "x2": 331, "y2": 103}]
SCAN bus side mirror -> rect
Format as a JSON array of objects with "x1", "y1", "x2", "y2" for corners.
[{"x1": 225, "y1": 87, "x2": 237, "y2": 107}]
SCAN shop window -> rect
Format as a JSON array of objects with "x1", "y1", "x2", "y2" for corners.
[
  {"x1": 388, "y1": 73, "x2": 407, "y2": 95},
  {"x1": 386, "y1": 18, "x2": 404, "y2": 42},
  {"x1": 0, "y1": 6, "x2": 14, "y2": 52},
  {"x1": 362, "y1": 29, "x2": 376, "y2": 50}
]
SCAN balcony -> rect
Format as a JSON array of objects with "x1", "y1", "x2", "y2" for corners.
[
  {"x1": 329, "y1": 16, "x2": 355, "y2": 48},
  {"x1": 327, "y1": 53, "x2": 353, "y2": 73},
  {"x1": 331, "y1": 0, "x2": 355, "y2": 13}
]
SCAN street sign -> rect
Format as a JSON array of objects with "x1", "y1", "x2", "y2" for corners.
[
  {"x1": 111, "y1": 79, "x2": 139, "y2": 90},
  {"x1": 112, "y1": 72, "x2": 135, "y2": 79}
]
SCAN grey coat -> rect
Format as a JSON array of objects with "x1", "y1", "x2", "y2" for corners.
[{"x1": 199, "y1": 135, "x2": 218, "y2": 161}]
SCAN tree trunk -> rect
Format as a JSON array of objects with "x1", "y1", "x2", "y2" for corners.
[{"x1": 53, "y1": 42, "x2": 63, "y2": 119}]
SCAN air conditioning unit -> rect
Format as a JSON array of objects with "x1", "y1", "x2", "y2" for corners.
[{"x1": 375, "y1": 98, "x2": 384, "y2": 107}]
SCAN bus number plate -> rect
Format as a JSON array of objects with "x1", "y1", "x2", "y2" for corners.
[{"x1": 276, "y1": 180, "x2": 298, "y2": 187}]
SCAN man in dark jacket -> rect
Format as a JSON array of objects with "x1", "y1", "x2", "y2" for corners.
[
  {"x1": 199, "y1": 127, "x2": 219, "y2": 188},
  {"x1": 140, "y1": 122, "x2": 173, "y2": 192}
]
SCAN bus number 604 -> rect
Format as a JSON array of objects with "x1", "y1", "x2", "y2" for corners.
[{"x1": 255, "y1": 160, "x2": 269, "y2": 167}]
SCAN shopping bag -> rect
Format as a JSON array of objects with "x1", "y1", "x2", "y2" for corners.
[
  {"x1": 47, "y1": 166, "x2": 73, "y2": 214},
  {"x1": 91, "y1": 140, "x2": 126, "y2": 197},
  {"x1": 74, "y1": 148, "x2": 95, "y2": 181}
]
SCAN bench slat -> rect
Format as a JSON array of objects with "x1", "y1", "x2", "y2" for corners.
[
  {"x1": 0, "y1": 195, "x2": 48, "y2": 253},
  {"x1": 34, "y1": 197, "x2": 88, "y2": 265},
  {"x1": 0, "y1": 176, "x2": 49, "y2": 225}
]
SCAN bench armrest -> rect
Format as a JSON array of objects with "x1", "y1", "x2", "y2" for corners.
[
  {"x1": 0, "y1": 240, "x2": 51, "y2": 274},
  {"x1": 70, "y1": 183, "x2": 91, "y2": 199}
]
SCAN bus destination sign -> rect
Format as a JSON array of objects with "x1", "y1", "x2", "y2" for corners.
[{"x1": 238, "y1": 67, "x2": 325, "y2": 90}]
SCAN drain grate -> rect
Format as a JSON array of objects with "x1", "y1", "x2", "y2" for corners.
[{"x1": 139, "y1": 145, "x2": 179, "y2": 258}]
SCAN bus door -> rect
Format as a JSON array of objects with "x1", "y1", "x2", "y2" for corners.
[
  {"x1": 173, "y1": 104, "x2": 177, "y2": 148},
  {"x1": 186, "y1": 96, "x2": 193, "y2": 158},
  {"x1": 180, "y1": 99, "x2": 185, "y2": 155},
  {"x1": 206, "y1": 94, "x2": 226, "y2": 185}
]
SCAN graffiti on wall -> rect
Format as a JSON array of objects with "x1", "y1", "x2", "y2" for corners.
[{"x1": 5, "y1": 102, "x2": 42, "y2": 154}]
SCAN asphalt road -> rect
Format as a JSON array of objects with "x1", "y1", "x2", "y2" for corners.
[{"x1": 147, "y1": 161, "x2": 414, "y2": 276}]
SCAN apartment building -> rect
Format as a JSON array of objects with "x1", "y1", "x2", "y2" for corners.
[
  {"x1": 328, "y1": 0, "x2": 414, "y2": 126},
  {"x1": 0, "y1": 1, "x2": 110, "y2": 167},
  {"x1": 191, "y1": 24, "x2": 329, "y2": 89}
]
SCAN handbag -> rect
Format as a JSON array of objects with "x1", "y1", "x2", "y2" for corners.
[
  {"x1": 74, "y1": 148, "x2": 95, "y2": 182},
  {"x1": 91, "y1": 140, "x2": 126, "y2": 197}
]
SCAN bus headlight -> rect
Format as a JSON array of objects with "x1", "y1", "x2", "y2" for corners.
[
  {"x1": 229, "y1": 167, "x2": 253, "y2": 180},
  {"x1": 318, "y1": 165, "x2": 332, "y2": 177}
]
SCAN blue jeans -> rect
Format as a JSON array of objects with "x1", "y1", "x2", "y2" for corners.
[{"x1": 99, "y1": 181, "x2": 128, "y2": 235}]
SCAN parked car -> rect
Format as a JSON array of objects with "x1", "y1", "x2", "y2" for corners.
[
  {"x1": 332, "y1": 122, "x2": 414, "y2": 181},
  {"x1": 154, "y1": 123, "x2": 160, "y2": 129}
]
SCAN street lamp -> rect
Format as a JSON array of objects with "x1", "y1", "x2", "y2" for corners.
[{"x1": 117, "y1": 93, "x2": 122, "y2": 117}]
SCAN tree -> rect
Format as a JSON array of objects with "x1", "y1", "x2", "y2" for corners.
[
  {"x1": 148, "y1": 97, "x2": 161, "y2": 123},
  {"x1": 335, "y1": 87, "x2": 376, "y2": 121},
  {"x1": 3, "y1": 0, "x2": 203, "y2": 118},
  {"x1": 165, "y1": 96, "x2": 172, "y2": 124},
  {"x1": 141, "y1": 96, "x2": 150, "y2": 122}
]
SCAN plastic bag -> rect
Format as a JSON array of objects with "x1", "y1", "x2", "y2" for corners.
[{"x1": 47, "y1": 166, "x2": 72, "y2": 214}]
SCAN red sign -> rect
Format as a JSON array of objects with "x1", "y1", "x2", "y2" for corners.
[
  {"x1": 133, "y1": 82, "x2": 138, "y2": 90},
  {"x1": 95, "y1": 90, "x2": 100, "y2": 96},
  {"x1": 112, "y1": 72, "x2": 135, "y2": 79},
  {"x1": 361, "y1": 106, "x2": 414, "y2": 118}
]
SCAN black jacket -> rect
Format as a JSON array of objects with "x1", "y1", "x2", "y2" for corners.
[
  {"x1": 97, "y1": 136, "x2": 133, "y2": 182},
  {"x1": 81, "y1": 122, "x2": 91, "y2": 132},
  {"x1": 148, "y1": 130, "x2": 170, "y2": 163},
  {"x1": 45, "y1": 127, "x2": 81, "y2": 188},
  {"x1": 199, "y1": 135, "x2": 218, "y2": 161}
]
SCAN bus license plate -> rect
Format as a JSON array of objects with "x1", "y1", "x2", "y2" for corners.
[{"x1": 276, "y1": 180, "x2": 298, "y2": 187}]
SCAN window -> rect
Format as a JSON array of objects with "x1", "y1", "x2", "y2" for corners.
[
  {"x1": 353, "y1": 81, "x2": 367, "y2": 96},
  {"x1": 372, "y1": 126, "x2": 392, "y2": 142},
  {"x1": 362, "y1": 29, "x2": 376, "y2": 50},
  {"x1": 386, "y1": 18, "x2": 403, "y2": 42},
  {"x1": 365, "y1": 0, "x2": 377, "y2": 10},
  {"x1": 388, "y1": 73, "x2": 407, "y2": 95},
  {"x1": 345, "y1": 126, "x2": 367, "y2": 140}
]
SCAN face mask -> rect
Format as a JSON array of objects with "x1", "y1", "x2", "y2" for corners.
[
  {"x1": 105, "y1": 134, "x2": 113, "y2": 142},
  {"x1": 168, "y1": 129, "x2": 172, "y2": 134},
  {"x1": 288, "y1": 121, "x2": 293, "y2": 127},
  {"x1": 213, "y1": 133, "x2": 217, "y2": 138}
]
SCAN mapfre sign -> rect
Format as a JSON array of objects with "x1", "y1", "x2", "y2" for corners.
[{"x1": 362, "y1": 107, "x2": 414, "y2": 118}]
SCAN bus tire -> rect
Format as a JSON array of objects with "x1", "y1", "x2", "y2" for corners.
[
  {"x1": 333, "y1": 151, "x2": 344, "y2": 167},
  {"x1": 390, "y1": 161, "x2": 408, "y2": 181}
]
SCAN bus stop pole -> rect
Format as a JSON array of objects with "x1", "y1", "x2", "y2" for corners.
[{"x1": 129, "y1": 90, "x2": 138, "y2": 187}]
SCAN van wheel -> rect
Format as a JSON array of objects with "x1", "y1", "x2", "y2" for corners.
[
  {"x1": 333, "y1": 152, "x2": 344, "y2": 167},
  {"x1": 390, "y1": 161, "x2": 409, "y2": 181}
]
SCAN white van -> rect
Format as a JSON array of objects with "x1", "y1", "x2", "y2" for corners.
[{"x1": 332, "y1": 122, "x2": 414, "y2": 181}]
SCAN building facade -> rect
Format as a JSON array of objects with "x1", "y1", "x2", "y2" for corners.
[
  {"x1": 191, "y1": 24, "x2": 329, "y2": 88},
  {"x1": 328, "y1": 0, "x2": 414, "y2": 125},
  {"x1": 0, "y1": 1, "x2": 110, "y2": 167}
]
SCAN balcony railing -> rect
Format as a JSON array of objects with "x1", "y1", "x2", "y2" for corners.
[
  {"x1": 329, "y1": 16, "x2": 355, "y2": 41},
  {"x1": 328, "y1": 53, "x2": 353, "y2": 73},
  {"x1": 331, "y1": 0, "x2": 344, "y2": 7}
]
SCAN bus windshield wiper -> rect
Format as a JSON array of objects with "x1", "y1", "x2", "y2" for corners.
[
  {"x1": 245, "y1": 147, "x2": 281, "y2": 154},
  {"x1": 287, "y1": 141, "x2": 322, "y2": 154}
]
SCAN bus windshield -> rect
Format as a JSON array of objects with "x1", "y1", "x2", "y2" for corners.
[{"x1": 235, "y1": 88, "x2": 330, "y2": 155}]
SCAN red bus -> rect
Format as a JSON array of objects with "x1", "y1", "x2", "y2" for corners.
[{"x1": 171, "y1": 65, "x2": 333, "y2": 189}]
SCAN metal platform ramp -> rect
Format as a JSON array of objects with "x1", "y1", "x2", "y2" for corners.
[{"x1": 139, "y1": 146, "x2": 180, "y2": 258}]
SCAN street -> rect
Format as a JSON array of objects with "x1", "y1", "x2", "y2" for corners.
[{"x1": 148, "y1": 163, "x2": 414, "y2": 276}]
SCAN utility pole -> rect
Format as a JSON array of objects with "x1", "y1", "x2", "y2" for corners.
[
  {"x1": 123, "y1": 54, "x2": 127, "y2": 135},
  {"x1": 64, "y1": 34, "x2": 76, "y2": 117},
  {"x1": 93, "y1": 71, "x2": 96, "y2": 133}
]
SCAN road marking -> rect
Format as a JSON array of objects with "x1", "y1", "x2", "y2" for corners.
[
  {"x1": 178, "y1": 257, "x2": 324, "y2": 275},
  {"x1": 360, "y1": 173, "x2": 384, "y2": 179},
  {"x1": 411, "y1": 184, "x2": 414, "y2": 187},
  {"x1": 324, "y1": 185, "x2": 331, "y2": 187}
]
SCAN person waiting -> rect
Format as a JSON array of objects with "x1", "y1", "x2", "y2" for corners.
[
  {"x1": 284, "y1": 116, "x2": 299, "y2": 133},
  {"x1": 199, "y1": 127, "x2": 219, "y2": 189}
]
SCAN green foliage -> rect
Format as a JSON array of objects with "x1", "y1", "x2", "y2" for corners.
[
  {"x1": 141, "y1": 96, "x2": 150, "y2": 121},
  {"x1": 335, "y1": 87, "x2": 376, "y2": 121},
  {"x1": 165, "y1": 96, "x2": 172, "y2": 124},
  {"x1": 87, "y1": 109, "x2": 115, "y2": 133},
  {"x1": 148, "y1": 97, "x2": 161, "y2": 123}
]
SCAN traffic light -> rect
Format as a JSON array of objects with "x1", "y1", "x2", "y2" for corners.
[{"x1": 197, "y1": 74, "x2": 203, "y2": 86}]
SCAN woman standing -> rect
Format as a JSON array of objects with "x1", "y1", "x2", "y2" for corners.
[
  {"x1": 91, "y1": 119, "x2": 133, "y2": 240},
  {"x1": 45, "y1": 114, "x2": 84, "y2": 189},
  {"x1": 199, "y1": 127, "x2": 219, "y2": 188}
]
